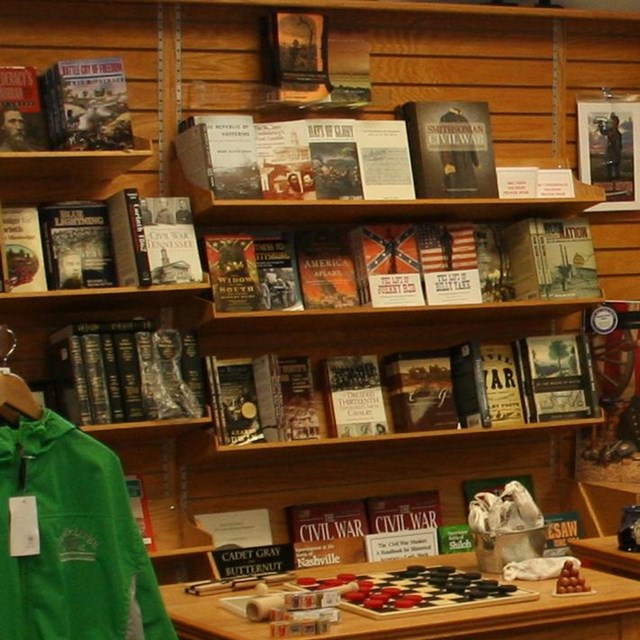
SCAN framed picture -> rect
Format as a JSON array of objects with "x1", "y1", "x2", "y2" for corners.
[{"x1": 577, "y1": 100, "x2": 640, "y2": 212}]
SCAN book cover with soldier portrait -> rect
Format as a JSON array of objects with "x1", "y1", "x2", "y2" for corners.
[
  {"x1": 402, "y1": 100, "x2": 498, "y2": 199},
  {"x1": 0, "y1": 66, "x2": 50, "y2": 151}
]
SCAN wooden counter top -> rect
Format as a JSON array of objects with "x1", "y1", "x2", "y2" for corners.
[
  {"x1": 570, "y1": 535, "x2": 640, "y2": 577},
  {"x1": 162, "y1": 553, "x2": 640, "y2": 640}
]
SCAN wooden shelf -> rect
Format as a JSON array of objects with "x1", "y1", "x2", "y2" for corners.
[
  {"x1": 0, "y1": 280, "x2": 210, "y2": 315},
  {"x1": 82, "y1": 415, "x2": 211, "y2": 442},
  {"x1": 193, "y1": 297, "x2": 603, "y2": 336}
]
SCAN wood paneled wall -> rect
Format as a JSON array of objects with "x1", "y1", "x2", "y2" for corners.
[{"x1": 1, "y1": 1, "x2": 639, "y2": 543}]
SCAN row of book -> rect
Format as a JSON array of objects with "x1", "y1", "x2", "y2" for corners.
[
  {"x1": 205, "y1": 331, "x2": 600, "y2": 447},
  {"x1": 0, "y1": 58, "x2": 134, "y2": 152},
  {"x1": 48, "y1": 320, "x2": 206, "y2": 426},
  {"x1": 0, "y1": 192, "x2": 202, "y2": 293},
  {"x1": 205, "y1": 217, "x2": 601, "y2": 314}
]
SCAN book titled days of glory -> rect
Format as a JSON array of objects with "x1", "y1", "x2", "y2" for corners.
[{"x1": 401, "y1": 101, "x2": 499, "y2": 199}]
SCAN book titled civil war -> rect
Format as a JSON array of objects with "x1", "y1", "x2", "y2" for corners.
[
  {"x1": 365, "y1": 491, "x2": 443, "y2": 534},
  {"x1": 38, "y1": 200, "x2": 116, "y2": 290},
  {"x1": 0, "y1": 65, "x2": 50, "y2": 151},
  {"x1": 40, "y1": 56, "x2": 134, "y2": 151},
  {"x1": 288, "y1": 499, "x2": 370, "y2": 543},
  {"x1": 204, "y1": 233, "x2": 262, "y2": 313},
  {"x1": 450, "y1": 340, "x2": 491, "y2": 428},
  {"x1": 401, "y1": 100, "x2": 499, "y2": 199},
  {"x1": 322, "y1": 354, "x2": 390, "y2": 438},
  {"x1": 382, "y1": 349, "x2": 458, "y2": 432}
]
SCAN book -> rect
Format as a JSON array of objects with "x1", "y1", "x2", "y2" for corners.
[
  {"x1": 288, "y1": 499, "x2": 369, "y2": 543},
  {"x1": 353, "y1": 120, "x2": 415, "y2": 200},
  {"x1": 450, "y1": 340, "x2": 491, "y2": 428},
  {"x1": 349, "y1": 223, "x2": 424, "y2": 307},
  {"x1": 544, "y1": 511, "x2": 582, "y2": 557},
  {"x1": 209, "y1": 356, "x2": 265, "y2": 446},
  {"x1": 194, "y1": 509, "x2": 273, "y2": 549},
  {"x1": 327, "y1": 29, "x2": 372, "y2": 107},
  {"x1": 38, "y1": 200, "x2": 116, "y2": 290},
  {"x1": 322, "y1": 354, "x2": 390, "y2": 438},
  {"x1": 306, "y1": 118, "x2": 364, "y2": 200},
  {"x1": 80, "y1": 333, "x2": 112, "y2": 424},
  {"x1": 179, "y1": 330, "x2": 207, "y2": 418},
  {"x1": 474, "y1": 223, "x2": 515, "y2": 303},
  {"x1": 253, "y1": 229, "x2": 304, "y2": 311},
  {"x1": 515, "y1": 332, "x2": 599, "y2": 423},
  {"x1": 1, "y1": 205, "x2": 48, "y2": 292},
  {"x1": 0, "y1": 66, "x2": 49, "y2": 151},
  {"x1": 365, "y1": 528, "x2": 439, "y2": 563},
  {"x1": 382, "y1": 350, "x2": 458, "y2": 432},
  {"x1": 113, "y1": 332, "x2": 146, "y2": 422},
  {"x1": 401, "y1": 100, "x2": 499, "y2": 199},
  {"x1": 42, "y1": 56, "x2": 134, "y2": 151},
  {"x1": 139, "y1": 196, "x2": 203, "y2": 285},
  {"x1": 480, "y1": 342, "x2": 525, "y2": 426},
  {"x1": 125, "y1": 475, "x2": 156, "y2": 551},
  {"x1": 178, "y1": 114, "x2": 262, "y2": 200},
  {"x1": 100, "y1": 332, "x2": 126, "y2": 423},
  {"x1": 106, "y1": 188, "x2": 152, "y2": 287},
  {"x1": 366, "y1": 491, "x2": 442, "y2": 533},
  {"x1": 278, "y1": 355, "x2": 321, "y2": 441},
  {"x1": 502, "y1": 217, "x2": 550, "y2": 301},
  {"x1": 536, "y1": 217, "x2": 601, "y2": 300},
  {"x1": 417, "y1": 222, "x2": 483, "y2": 306},
  {"x1": 204, "y1": 233, "x2": 262, "y2": 313},
  {"x1": 293, "y1": 537, "x2": 366, "y2": 570},
  {"x1": 252, "y1": 353, "x2": 283, "y2": 442},
  {"x1": 437, "y1": 525, "x2": 474, "y2": 555},
  {"x1": 295, "y1": 227, "x2": 359, "y2": 309},
  {"x1": 254, "y1": 119, "x2": 316, "y2": 200},
  {"x1": 48, "y1": 334, "x2": 93, "y2": 426},
  {"x1": 175, "y1": 124, "x2": 215, "y2": 192}
]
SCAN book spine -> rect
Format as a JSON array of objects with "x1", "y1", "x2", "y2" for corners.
[
  {"x1": 100, "y1": 332, "x2": 126, "y2": 423},
  {"x1": 577, "y1": 332, "x2": 601, "y2": 420},
  {"x1": 512, "y1": 339, "x2": 536, "y2": 423},
  {"x1": 48, "y1": 318, "x2": 156, "y2": 345},
  {"x1": 401, "y1": 103, "x2": 429, "y2": 199},
  {"x1": 113, "y1": 332, "x2": 146, "y2": 422},
  {"x1": 124, "y1": 189, "x2": 152, "y2": 286},
  {"x1": 134, "y1": 331, "x2": 160, "y2": 419},
  {"x1": 179, "y1": 330, "x2": 206, "y2": 417},
  {"x1": 450, "y1": 341, "x2": 492, "y2": 428},
  {"x1": 204, "y1": 355, "x2": 225, "y2": 444},
  {"x1": 80, "y1": 334, "x2": 112, "y2": 424}
]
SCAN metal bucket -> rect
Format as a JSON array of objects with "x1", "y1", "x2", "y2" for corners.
[{"x1": 473, "y1": 526, "x2": 548, "y2": 574}]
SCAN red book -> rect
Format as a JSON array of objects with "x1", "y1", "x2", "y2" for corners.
[
  {"x1": 289, "y1": 499, "x2": 369, "y2": 543},
  {"x1": 366, "y1": 491, "x2": 443, "y2": 534}
]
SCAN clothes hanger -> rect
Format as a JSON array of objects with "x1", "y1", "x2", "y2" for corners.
[{"x1": 0, "y1": 326, "x2": 42, "y2": 424}]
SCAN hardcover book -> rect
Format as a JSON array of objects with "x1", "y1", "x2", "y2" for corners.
[
  {"x1": 253, "y1": 229, "x2": 304, "y2": 311},
  {"x1": 437, "y1": 525, "x2": 474, "y2": 555},
  {"x1": 80, "y1": 333, "x2": 112, "y2": 425},
  {"x1": 139, "y1": 196, "x2": 203, "y2": 285},
  {"x1": 536, "y1": 217, "x2": 601, "y2": 300},
  {"x1": 49, "y1": 318, "x2": 156, "y2": 345},
  {"x1": 401, "y1": 100, "x2": 499, "y2": 199},
  {"x1": 252, "y1": 352, "x2": 283, "y2": 442},
  {"x1": 178, "y1": 114, "x2": 262, "y2": 200},
  {"x1": 254, "y1": 119, "x2": 316, "y2": 200},
  {"x1": 544, "y1": 511, "x2": 582, "y2": 557},
  {"x1": 204, "y1": 233, "x2": 262, "y2": 313},
  {"x1": 514, "y1": 332, "x2": 599, "y2": 423},
  {"x1": 288, "y1": 499, "x2": 369, "y2": 543},
  {"x1": 480, "y1": 342, "x2": 525, "y2": 426},
  {"x1": 349, "y1": 223, "x2": 424, "y2": 307},
  {"x1": 38, "y1": 200, "x2": 116, "y2": 290},
  {"x1": 125, "y1": 475, "x2": 156, "y2": 551},
  {"x1": 106, "y1": 188, "x2": 152, "y2": 287},
  {"x1": 354, "y1": 120, "x2": 415, "y2": 200},
  {"x1": 100, "y1": 332, "x2": 126, "y2": 423},
  {"x1": 327, "y1": 29, "x2": 372, "y2": 107},
  {"x1": 417, "y1": 222, "x2": 483, "y2": 306},
  {"x1": 113, "y1": 331, "x2": 146, "y2": 422},
  {"x1": 179, "y1": 330, "x2": 207, "y2": 418},
  {"x1": 366, "y1": 491, "x2": 442, "y2": 534},
  {"x1": 295, "y1": 227, "x2": 359, "y2": 309},
  {"x1": 383, "y1": 350, "x2": 458, "y2": 432},
  {"x1": 450, "y1": 340, "x2": 491, "y2": 428},
  {"x1": 278, "y1": 355, "x2": 321, "y2": 441},
  {"x1": 323, "y1": 354, "x2": 390, "y2": 438},
  {"x1": 1, "y1": 205, "x2": 48, "y2": 293},
  {"x1": 474, "y1": 223, "x2": 515, "y2": 303},
  {"x1": 0, "y1": 65, "x2": 49, "y2": 151},
  {"x1": 42, "y1": 56, "x2": 134, "y2": 151},
  {"x1": 306, "y1": 118, "x2": 364, "y2": 200}
]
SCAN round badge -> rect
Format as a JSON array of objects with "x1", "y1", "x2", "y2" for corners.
[{"x1": 590, "y1": 305, "x2": 618, "y2": 335}]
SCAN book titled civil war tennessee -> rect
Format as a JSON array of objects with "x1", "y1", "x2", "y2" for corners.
[
  {"x1": 349, "y1": 223, "x2": 424, "y2": 307},
  {"x1": 38, "y1": 200, "x2": 116, "y2": 290},
  {"x1": 401, "y1": 100, "x2": 499, "y2": 199},
  {"x1": 450, "y1": 340, "x2": 491, "y2": 428},
  {"x1": 204, "y1": 233, "x2": 262, "y2": 313},
  {"x1": 322, "y1": 354, "x2": 390, "y2": 438},
  {"x1": 382, "y1": 349, "x2": 458, "y2": 432},
  {"x1": 1, "y1": 205, "x2": 48, "y2": 293},
  {"x1": 295, "y1": 226, "x2": 359, "y2": 309},
  {"x1": 41, "y1": 56, "x2": 134, "y2": 151},
  {"x1": 0, "y1": 65, "x2": 50, "y2": 151},
  {"x1": 139, "y1": 196, "x2": 203, "y2": 285}
]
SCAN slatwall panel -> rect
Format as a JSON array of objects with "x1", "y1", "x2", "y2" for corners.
[{"x1": 1, "y1": 1, "x2": 639, "y2": 544}]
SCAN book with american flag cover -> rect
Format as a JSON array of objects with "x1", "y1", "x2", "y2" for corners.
[
  {"x1": 416, "y1": 222, "x2": 482, "y2": 306},
  {"x1": 349, "y1": 223, "x2": 425, "y2": 307}
]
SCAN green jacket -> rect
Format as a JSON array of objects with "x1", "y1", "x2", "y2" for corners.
[{"x1": 0, "y1": 409, "x2": 178, "y2": 639}]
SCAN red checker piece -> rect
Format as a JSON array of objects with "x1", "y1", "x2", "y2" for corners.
[
  {"x1": 343, "y1": 591, "x2": 367, "y2": 603},
  {"x1": 403, "y1": 594, "x2": 424, "y2": 603},
  {"x1": 363, "y1": 598, "x2": 386, "y2": 610},
  {"x1": 394, "y1": 597, "x2": 419, "y2": 609},
  {"x1": 296, "y1": 577, "x2": 318, "y2": 587},
  {"x1": 337, "y1": 573, "x2": 358, "y2": 582},
  {"x1": 380, "y1": 586, "x2": 403, "y2": 597},
  {"x1": 319, "y1": 579, "x2": 345, "y2": 589}
]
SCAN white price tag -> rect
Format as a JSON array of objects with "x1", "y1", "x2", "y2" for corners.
[{"x1": 9, "y1": 496, "x2": 40, "y2": 556}]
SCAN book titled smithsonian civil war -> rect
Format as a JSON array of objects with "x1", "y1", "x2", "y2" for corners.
[{"x1": 401, "y1": 101, "x2": 498, "y2": 199}]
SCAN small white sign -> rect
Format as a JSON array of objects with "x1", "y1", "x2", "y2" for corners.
[
  {"x1": 496, "y1": 167, "x2": 538, "y2": 199},
  {"x1": 536, "y1": 169, "x2": 575, "y2": 198},
  {"x1": 365, "y1": 527, "x2": 439, "y2": 562},
  {"x1": 195, "y1": 509, "x2": 273, "y2": 549}
]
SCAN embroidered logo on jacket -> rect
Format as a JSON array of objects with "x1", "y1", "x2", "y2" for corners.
[{"x1": 58, "y1": 528, "x2": 98, "y2": 562}]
